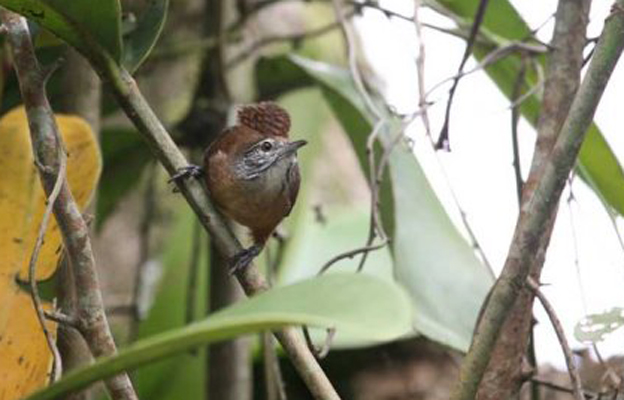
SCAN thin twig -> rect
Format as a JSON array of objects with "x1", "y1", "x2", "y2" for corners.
[
  {"x1": 506, "y1": 74, "x2": 544, "y2": 111},
  {"x1": 413, "y1": 0, "x2": 431, "y2": 137},
  {"x1": 356, "y1": 121, "x2": 389, "y2": 271},
  {"x1": 318, "y1": 241, "x2": 387, "y2": 275},
  {"x1": 531, "y1": 376, "x2": 601, "y2": 399},
  {"x1": 2, "y1": 10, "x2": 138, "y2": 400},
  {"x1": 436, "y1": 0, "x2": 490, "y2": 150},
  {"x1": 330, "y1": 0, "x2": 382, "y2": 119},
  {"x1": 262, "y1": 332, "x2": 287, "y2": 400},
  {"x1": 422, "y1": 129, "x2": 495, "y2": 275},
  {"x1": 44, "y1": 311, "x2": 79, "y2": 328},
  {"x1": 510, "y1": 56, "x2": 527, "y2": 204},
  {"x1": 566, "y1": 187, "x2": 589, "y2": 314},
  {"x1": 527, "y1": 278, "x2": 584, "y2": 400},
  {"x1": 426, "y1": 41, "x2": 547, "y2": 101},
  {"x1": 310, "y1": 6, "x2": 394, "y2": 275},
  {"x1": 303, "y1": 327, "x2": 336, "y2": 359},
  {"x1": 28, "y1": 154, "x2": 66, "y2": 383},
  {"x1": 155, "y1": 3, "x2": 457, "y2": 62},
  {"x1": 327, "y1": 124, "x2": 411, "y2": 278},
  {"x1": 227, "y1": 8, "x2": 357, "y2": 69}
]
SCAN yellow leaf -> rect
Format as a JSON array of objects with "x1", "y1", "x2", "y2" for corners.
[
  {"x1": 0, "y1": 107, "x2": 101, "y2": 400},
  {"x1": 0, "y1": 280, "x2": 56, "y2": 399}
]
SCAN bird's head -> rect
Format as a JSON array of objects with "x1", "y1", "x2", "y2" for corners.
[{"x1": 223, "y1": 102, "x2": 307, "y2": 181}]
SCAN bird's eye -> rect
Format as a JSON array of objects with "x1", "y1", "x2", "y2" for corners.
[{"x1": 260, "y1": 141, "x2": 273, "y2": 152}]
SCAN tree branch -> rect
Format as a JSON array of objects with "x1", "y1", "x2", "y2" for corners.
[
  {"x1": 1, "y1": 9, "x2": 137, "y2": 400},
  {"x1": 451, "y1": 1, "x2": 624, "y2": 398},
  {"x1": 527, "y1": 278, "x2": 584, "y2": 400},
  {"x1": 475, "y1": 0, "x2": 590, "y2": 398}
]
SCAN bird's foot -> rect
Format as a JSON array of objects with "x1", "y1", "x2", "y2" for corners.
[
  {"x1": 229, "y1": 244, "x2": 262, "y2": 274},
  {"x1": 168, "y1": 165, "x2": 204, "y2": 192}
]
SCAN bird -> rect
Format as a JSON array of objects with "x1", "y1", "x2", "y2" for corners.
[{"x1": 172, "y1": 102, "x2": 306, "y2": 272}]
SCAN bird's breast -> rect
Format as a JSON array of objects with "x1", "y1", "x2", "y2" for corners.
[{"x1": 207, "y1": 154, "x2": 299, "y2": 243}]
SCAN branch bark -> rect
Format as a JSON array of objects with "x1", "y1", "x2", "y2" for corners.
[
  {"x1": 57, "y1": 43, "x2": 103, "y2": 400},
  {"x1": 1, "y1": 10, "x2": 137, "y2": 400},
  {"x1": 451, "y1": 2, "x2": 624, "y2": 399},
  {"x1": 476, "y1": 1, "x2": 590, "y2": 398}
]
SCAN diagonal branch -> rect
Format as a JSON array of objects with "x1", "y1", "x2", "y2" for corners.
[
  {"x1": 527, "y1": 278, "x2": 584, "y2": 400},
  {"x1": 451, "y1": 1, "x2": 624, "y2": 399},
  {"x1": 436, "y1": 0, "x2": 490, "y2": 150},
  {"x1": 475, "y1": 1, "x2": 591, "y2": 399},
  {"x1": 1, "y1": 9, "x2": 137, "y2": 400}
]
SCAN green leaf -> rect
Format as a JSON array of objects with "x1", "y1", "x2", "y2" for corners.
[
  {"x1": 26, "y1": 273, "x2": 411, "y2": 400},
  {"x1": 278, "y1": 206, "x2": 398, "y2": 347},
  {"x1": 387, "y1": 127, "x2": 492, "y2": 351},
  {"x1": 433, "y1": 0, "x2": 624, "y2": 216},
  {"x1": 574, "y1": 307, "x2": 624, "y2": 343},
  {"x1": 0, "y1": 0, "x2": 123, "y2": 63},
  {"x1": 259, "y1": 55, "x2": 494, "y2": 351},
  {"x1": 122, "y1": 0, "x2": 168, "y2": 73},
  {"x1": 97, "y1": 127, "x2": 152, "y2": 226},
  {"x1": 279, "y1": 206, "x2": 395, "y2": 306}
]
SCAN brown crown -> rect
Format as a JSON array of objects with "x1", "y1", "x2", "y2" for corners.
[{"x1": 237, "y1": 102, "x2": 291, "y2": 138}]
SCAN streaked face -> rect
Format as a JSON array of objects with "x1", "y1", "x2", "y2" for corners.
[{"x1": 234, "y1": 138, "x2": 306, "y2": 180}]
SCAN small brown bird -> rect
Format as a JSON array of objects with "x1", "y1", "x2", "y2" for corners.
[{"x1": 174, "y1": 102, "x2": 306, "y2": 272}]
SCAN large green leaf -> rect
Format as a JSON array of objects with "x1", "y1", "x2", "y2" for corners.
[
  {"x1": 0, "y1": 0, "x2": 122, "y2": 63},
  {"x1": 261, "y1": 55, "x2": 494, "y2": 351},
  {"x1": 122, "y1": 0, "x2": 168, "y2": 73},
  {"x1": 27, "y1": 273, "x2": 411, "y2": 400},
  {"x1": 387, "y1": 125, "x2": 492, "y2": 350},
  {"x1": 432, "y1": 0, "x2": 624, "y2": 216}
]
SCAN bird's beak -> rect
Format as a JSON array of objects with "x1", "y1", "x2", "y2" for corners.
[{"x1": 282, "y1": 139, "x2": 308, "y2": 156}]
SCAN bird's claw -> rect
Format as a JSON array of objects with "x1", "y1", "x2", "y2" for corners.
[
  {"x1": 168, "y1": 165, "x2": 204, "y2": 192},
  {"x1": 229, "y1": 244, "x2": 262, "y2": 274}
]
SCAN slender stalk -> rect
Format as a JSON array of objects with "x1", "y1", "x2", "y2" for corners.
[{"x1": 1, "y1": 9, "x2": 137, "y2": 400}]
